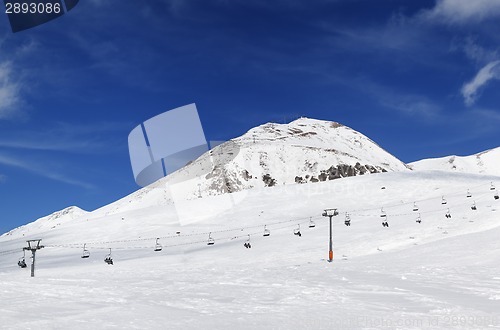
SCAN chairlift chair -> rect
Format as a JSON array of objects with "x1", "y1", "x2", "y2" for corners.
[
  {"x1": 441, "y1": 196, "x2": 447, "y2": 205},
  {"x1": 243, "y1": 234, "x2": 251, "y2": 249},
  {"x1": 416, "y1": 214, "x2": 422, "y2": 224},
  {"x1": 344, "y1": 213, "x2": 351, "y2": 226},
  {"x1": 207, "y1": 232, "x2": 215, "y2": 246},
  {"x1": 380, "y1": 208, "x2": 387, "y2": 218},
  {"x1": 294, "y1": 224, "x2": 302, "y2": 237},
  {"x1": 81, "y1": 243, "x2": 90, "y2": 259},
  {"x1": 445, "y1": 209, "x2": 452, "y2": 219},
  {"x1": 495, "y1": 192, "x2": 499, "y2": 200},
  {"x1": 263, "y1": 225, "x2": 270, "y2": 237},
  {"x1": 154, "y1": 238, "x2": 162, "y2": 252},
  {"x1": 18, "y1": 258, "x2": 27, "y2": 268},
  {"x1": 104, "y1": 248, "x2": 113, "y2": 265},
  {"x1": 491, "y1": 182, "x2": 496, "y2": 191},
  {"x1": 308, "y1": 217, "x2": 316, "y2": 228},
  {"x1": 381, "y1": 215, "x2": 389, "y2": 227},
  {"x1": 467, "y1": 189, "x2": 472, "y2": 198},
  {"x1": 471, "y1": 202, "x2": 477, "y2": 211},
  {"x1": 413, "y1": 202, "x2": 419, "y2": 212},
  {"x1": 18, "y1": 251, "x2": 27, "y2": 268}
]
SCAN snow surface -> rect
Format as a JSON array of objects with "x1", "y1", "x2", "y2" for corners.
[
  {"x1": 1, "y1": 171, "x2": 500, "y2": 329},
  {"x1": 410, "y1": 147, "x2": 500, "y2": 177}
]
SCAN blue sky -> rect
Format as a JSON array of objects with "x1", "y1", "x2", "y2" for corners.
[{"x1": 1, "y1": 0, "x2": 500, "y2": 233}]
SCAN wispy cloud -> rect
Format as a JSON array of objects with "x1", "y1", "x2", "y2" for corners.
[
  {"x1": 415, "y1": 2, "x2": 500, "y2": 106},
  {"x1": 0, "y1": 62, "x2": 22, "y2": 119},
  {"x1": 345, "y1": 77, "x2": 443, "y2": 119},
  {"x1": 0, "y1": 154, "x2": 94, "y2": 189},
  {"x1": 451, "y1": 37, "x2": 499, "y2": 65},
  {"x1": 0, "y1": 121, "x2": 129, "y2": 153},
  {"x1": 0, "y1": 174, "x2": 6, "y2": 183},
  {"x1": 461, "y1": 60, "x2": 500, "y2": 106},
  {"x1": 418, "y1": 0, "x2": 500, "y2": 25},
  {"x1": 471, "y1": 107, "x2": 500, "y2": 122}
]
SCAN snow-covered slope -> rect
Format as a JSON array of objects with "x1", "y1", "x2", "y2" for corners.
[
  {"x1": 1, "y1": 171, "x2": 499, "y2": 329},
  {"x1": 2, "y1": 206, "x2": 88, "y2": 238},
  {"x1": 2, "y1": 118, "x2": 499, "y2": 329},
  {"x1": 410, "y1": 147, "x2": 500, "y2": 176}
]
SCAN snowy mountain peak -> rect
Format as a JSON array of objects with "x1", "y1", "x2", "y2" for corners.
[
  {"x1": 161, "y1": 117, "x2": 410, "y2": 200},
  {"x1": 241, "y1": 117, "x2": 345, "y2": 143},
  {"x1": 42, "y1": 206, "x2": 87, "y2": 222},
  {"x1": 1, "y1": 206, "x2": 88, "y2": 238}
]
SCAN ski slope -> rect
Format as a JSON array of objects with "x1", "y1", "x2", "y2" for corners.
[
  {"x1": 1, "y1": 171, "x2": 499, "y2": 329},
  {"x1": 410, "y1": 147, "x2": 500, "y2": 176}
]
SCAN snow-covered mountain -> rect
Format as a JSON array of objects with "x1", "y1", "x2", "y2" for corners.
[
  {"x1": 409, "y1": 147, "x2": 500, "y2": 176},
  {"x1": 163, "y1": 117, "x2": 409, "y2": 199},
  {"x1": 1, "y1": 117, "x2": 499, "y2": 328},
  {"x1": 53, "y1": 117, "x2": 410, "y2": 219},
  {"x1": 2, "y1": 206, "x2": 88, "y2": 238}
]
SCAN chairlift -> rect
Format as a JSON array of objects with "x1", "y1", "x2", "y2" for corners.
[
  {"x1": 445, "y1": 209, "x2": 452, "y2": 219},
  {"x1": 243, "y1": 234, "x2": 251, "y2": 249},
  {"x1": 416, "y1": 214, "x2": 422, "y2": 224},
  {"x1": 308, "y1": 217, "x2": 316, "y2": 228},
  {"x1": 207, "y1": 232, "x2": 215, "y2": 246},
  {"x1": 154, "y1": 238, "x2": 162, "y2": 252},
  {"x1": 467, "y1": 189, "x2": 472, "y2": 198},
  {"x1": 471, "y1": 202, "x2": 477, "y2": 211},
  {"x1": 104, "y1": 248, "x2": 113, "y2": 265},
  {"x1": 382, "y1": 216, "x2": 389, "y2": 227},
  {"x1": 81, "y1": 243, "x2": 90, "y2": 259},
  {"x1": 441, "y1": 196, "x2": 447, "y2": 205},
  {"x1": 263, "y1": 225, "x2": 270, "y2": 237},
  {"x1": 18, "y1": 251, "x2": 27, "y2": 268},
  {"x1": 380, "y1": 208, "x2": 387, "y2": 218},
  {"x1": 413, "y1": 202, "x2": 419, "y2": 212},
  {"x1": 491, "y1": 182, "x2": 496, "y2": 191},
  {"x1": 294, "y1": 224, "x2": 302, "y2": 237},
  {"x1": 495, "y1": 192, "x2": 499, "y2": 200},
  {"x1": 344, "y1": 213, "x2": 351, "y2": 226}
]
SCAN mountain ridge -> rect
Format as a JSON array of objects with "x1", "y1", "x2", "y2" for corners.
[{"x1": 409, "y1": 146, "x2": 500, "y2": 176}]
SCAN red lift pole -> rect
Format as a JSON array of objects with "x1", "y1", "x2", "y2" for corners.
[{"x1": 323, "y1": 209, "x2": 338, "y2": 262}]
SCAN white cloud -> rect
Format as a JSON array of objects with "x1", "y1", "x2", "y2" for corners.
[
  {"x1": 461, "y1": 60, "x2": 500, "y2": 106},
  {"x1": 419, "y1": 0, "x2": 500, "y2": 24},
  {"x1": 0, "y1": 62, "x2": 22, "y2": 119},
  {"x1": 451, "y1": 37, "x2": 499, "y2": 65}
]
